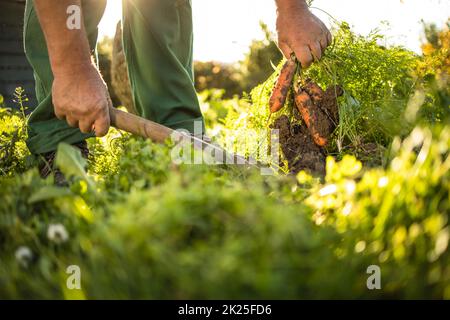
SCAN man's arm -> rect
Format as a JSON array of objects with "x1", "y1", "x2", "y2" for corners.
[
  {"x1": 275, "y1": 0, "x2": 332, "y2": 68},
  {"x1": 33, "y1": 0, "x2": 110, "y2": 136}
]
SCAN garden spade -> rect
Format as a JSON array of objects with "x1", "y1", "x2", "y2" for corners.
[{"x1": 109, "y1": 107, "x2": 266, "y2": 171}]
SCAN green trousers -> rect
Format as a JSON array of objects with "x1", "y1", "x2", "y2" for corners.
[{"x1": 24, "y1": 0, "x2": 204, "y2": 154}]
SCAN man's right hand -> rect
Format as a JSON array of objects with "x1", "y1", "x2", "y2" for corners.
[
  {"x1": 52, "y1": 64, "x2": 112, "y2": 137},
  {"x1": 32, "y1": 0, "x2": 111, "y2": 137}
]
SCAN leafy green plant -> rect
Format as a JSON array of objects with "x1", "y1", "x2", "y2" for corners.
[
  {"x1": 0, "y1": 88, "x2": 31, "y2": 176},
  {"x1": 218, "y1": 22, "x2": 447, "y2": 169}
]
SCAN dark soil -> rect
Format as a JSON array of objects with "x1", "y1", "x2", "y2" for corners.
[
  {"x1": 271, "y1": 115, "x2": 326, "y2": 176},
  {"x1": 320, "y1": 84, "x2": 344, "y2": 129},
  {"x1": 271, "y1": 81, "x2": 343, "y2": 176}
]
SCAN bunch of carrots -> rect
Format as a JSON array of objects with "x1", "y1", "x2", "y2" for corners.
[{"x1": 269, "y1": 56, "x2": 342, "y2": 147}]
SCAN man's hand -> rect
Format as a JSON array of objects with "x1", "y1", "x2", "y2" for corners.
[
  {"x1": 276, "y1": 0, "x2": 332, "y2": 68},
  {"x1": 33, "y1": 0, "x2": 111, "y2": 137},
  {"x1": 53, "y1": 64, "x2": 111, "y2": 136}
]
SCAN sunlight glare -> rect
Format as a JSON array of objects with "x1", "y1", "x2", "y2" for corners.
[{"x1": 99, "y1": 0, "x2": 450, "y2": 62}]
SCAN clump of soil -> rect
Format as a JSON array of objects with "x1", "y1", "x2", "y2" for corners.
[
  {"x1": 271, "y1": 115, "x2": 326, "y2": 176},
  {"x1": 321, "y1": 85, "x2": 343, "y2": 126},
  {"x1": 271, "y1": 80, "x2": 343, "y2": 176}
]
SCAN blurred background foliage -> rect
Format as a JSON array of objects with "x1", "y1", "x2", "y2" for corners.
[{"x1": 418, "y1": 19, "x2": 450, "y2": 123}]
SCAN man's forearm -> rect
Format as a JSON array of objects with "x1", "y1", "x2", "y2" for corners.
[
  {"x1": 275, "y1": 0, "x2": 309, "y2": 12},
  {"x1": 33, "y1": 0, "x2": 92, "y2": 76}
]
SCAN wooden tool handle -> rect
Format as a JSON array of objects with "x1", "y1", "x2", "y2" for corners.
[
  {"x1": 109, "y1": 107, "x2": 174, "y2": 143},
  {"x1": 109, "y1": 108, "x2": 263, "y2": 170}
]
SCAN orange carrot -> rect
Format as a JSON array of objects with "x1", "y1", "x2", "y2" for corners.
[
  {"x1": 295, "y1": 88, "x2": 330, "y2": 147},
  {"x1": 269, "y1": 57, "x2": 297, "y2": 113},
  {"x1": 304, "y1": 79, "x2": 325, "y2": 105},
  {"x1": 294, "y1": 89, "x2": 313, "y2": 126}
]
